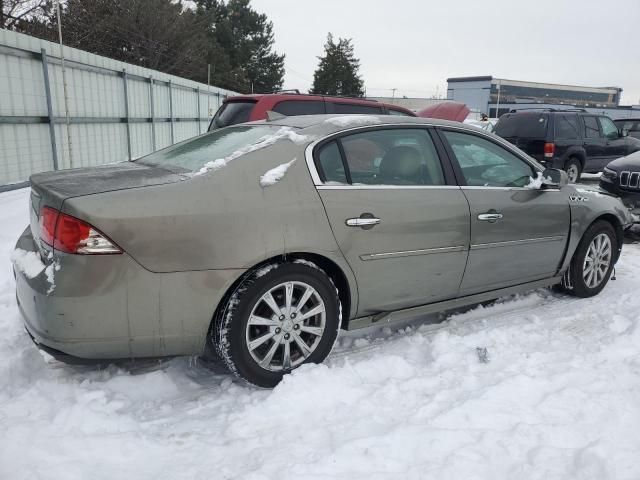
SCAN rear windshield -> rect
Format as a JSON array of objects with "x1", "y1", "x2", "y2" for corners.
[
  {"x1": 137, "y1": 125, "x2": 283, "y2": 172},
  {"x1": 209, "y1": 100, "x2": 256, "y2": 130},
  {"x1": 494, "y1": 113, "x2": 549, "y2": 138}
]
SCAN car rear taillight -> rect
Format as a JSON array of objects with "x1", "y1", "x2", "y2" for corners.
[
  {"x1": 39, "y1": 206, "x2": 122, "y2": 254},
  {"x1": 544, "y1": 142, "x2": 555, "y2": 158}
]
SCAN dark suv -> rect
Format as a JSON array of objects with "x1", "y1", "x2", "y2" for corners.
[
  {"x1": 494, "y1": 109, "x2": 640, "y2": 182},
  {"x1": 208, "y1": 93, "x2": 415, "y2": 131}
]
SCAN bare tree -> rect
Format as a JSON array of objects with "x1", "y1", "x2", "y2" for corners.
[{"x1": 1, "y1": 0, "x2": 49, "y2": 29}]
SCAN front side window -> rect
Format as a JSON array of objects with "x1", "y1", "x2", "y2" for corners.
[
  {"x1": 442, "y1": 130, "x2": 535, "y2": 187},
  {"x1": 583, "y1": 116, "x2": 601, "y2": 138},
  {"x1": 316, "y1": 128, "x2": 445, "y2": 186},
  {"x1": 599, "y1": 117, "x2": 619, "y2": 140}
]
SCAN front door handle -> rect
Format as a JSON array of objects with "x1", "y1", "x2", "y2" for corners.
[
  {"x1": 478, "y1": 213, "x2": 503, "y2": 221},
  {"x1": 346, "y1": 214, "x2": 380, "y2": 229}
]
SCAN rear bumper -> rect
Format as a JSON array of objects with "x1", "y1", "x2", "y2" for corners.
[{"x1": 13, "y1": 226, "x2": 245, "y2": 361}]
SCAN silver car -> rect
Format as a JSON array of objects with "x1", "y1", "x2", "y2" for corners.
[{"x1": 13, "y1": 115, "x2": 631, "y2": 387}]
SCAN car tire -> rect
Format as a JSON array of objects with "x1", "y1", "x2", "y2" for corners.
[
  {"x1": 565, "y1": 157, "x2": 582, "y2": 183},
  {"x1": 562, "y1": 220, "x2": 617, "y2": 298},
  {"x1": 213, "y1": 262, "x2": 341, "y2": 388}
]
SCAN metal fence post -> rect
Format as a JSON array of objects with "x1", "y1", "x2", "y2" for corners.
[
  {"x1": 149, "y1": 76, "x2": 156, "y2": 151},
  {"x1": 122, "y1": 69, "x2": 132, "y2": 161},
  {"x1": 196, "y1": 87, "x2": 201, "y2": 134},
  {"x1": 40, "y1": 48, "x2": 59, "y2": 171},
  {"x1": 168, "y1": 80, "x2": 175, "y2": 144}
]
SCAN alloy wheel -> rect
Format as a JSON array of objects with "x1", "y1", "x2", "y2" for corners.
[
  {"x1": 582, "y1": 233, "x2": 612, "y2": 289},
  {"x1": 245, "y1": 281, "x2": 326, "y2": 372}
]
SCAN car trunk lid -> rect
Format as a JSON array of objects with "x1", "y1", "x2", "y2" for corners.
[{"x1": 28, "y1": 162, "x2": 185, "y2": 256}]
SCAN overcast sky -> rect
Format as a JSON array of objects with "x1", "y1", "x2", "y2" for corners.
[{"x1": 251, "y1": 0, "x2": 640, "y2": 104}]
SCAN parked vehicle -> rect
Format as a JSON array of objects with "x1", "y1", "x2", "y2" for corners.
[
  {"x1": 614, "y1": 118, "x2": 640, "y2": 140},
  {"x1": 14, "y1": 115, "x2": 631, "y2": 387},
  {"x1": 600, "y1": 150, "x2": 640, "y2": 213},
  {"x1": 494, "y1": 109, "x2": 640, "y2": 183},
  {"x1": 208, "y1": 92, "x2": 415, "y2": 130}
]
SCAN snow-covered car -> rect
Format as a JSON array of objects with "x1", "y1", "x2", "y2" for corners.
[{"x1": 12, "y1": 115, "x2": 632, "y2": 387}]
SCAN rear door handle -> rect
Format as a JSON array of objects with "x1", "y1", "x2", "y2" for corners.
[
  {"x1": 346, "y1": 217, "x2": 380, "y2": 227},
  {"x1": 346, "y1": 214, "x2": 380, "y2": 229},
  {"x1": 478, "y1": 213, "x2": 503, "y2": 221}
]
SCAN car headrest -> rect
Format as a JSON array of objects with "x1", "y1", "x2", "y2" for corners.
[{"x1": 379, "y1": 146, "x2": 422, "y2": 182}]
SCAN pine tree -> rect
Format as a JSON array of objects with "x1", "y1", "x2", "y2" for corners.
[{"x1": 310, "y1": 33, "x2": 365, "y2": 97}]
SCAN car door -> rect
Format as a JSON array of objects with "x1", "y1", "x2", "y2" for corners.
[
  {"x1": 313, "y1": 127, "x2": 470, "y2": 316},
  {"x1": 598, "y1": 116, "x2": 627, "y2": 162},
  {"x1": 581, "y1": 115, "x2": 607, "y2": 172},
  {"x1": 438, "y1": 128, "x2": 570, "y2": 295}
]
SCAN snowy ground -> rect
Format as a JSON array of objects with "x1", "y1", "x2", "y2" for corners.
[{"x1": 2, "y1": 187, "x2": 640, "y2": 480}]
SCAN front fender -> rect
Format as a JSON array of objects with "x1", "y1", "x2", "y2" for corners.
[{"x1": 560, "y1": 185, "x2": 632, "y2": 272}]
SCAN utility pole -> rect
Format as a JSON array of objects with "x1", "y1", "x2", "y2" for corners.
[
  {"x1": 391, "y1": 88, "x2": 397, "y2": 103},
  {"x1": 56, "y1": 0, "x2": 73, "y2": 168},
  {"x1": 207, "y1": 64, "x2": 211, "y2": 117},
  {"x1": 495, "y1": 80, "x2": 501, "y2": 119}
]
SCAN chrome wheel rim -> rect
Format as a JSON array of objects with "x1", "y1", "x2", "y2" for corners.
[
  {"x1": 245, "y1": 281, "x2": 326, "y2": 372},
  {"x1": 567, "y1": 164, "x2": 579, "y2": 183},
  {"x1": 582, "y1": 233, "x2": 612, "y2": 289}
]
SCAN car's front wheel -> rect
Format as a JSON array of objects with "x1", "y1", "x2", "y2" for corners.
[
  {"x1": 213, "y1": 262, "x2": 341, "y2": 387},
  {"x1": 562, "y1": 220, "x2": 617, "y2": 297}
]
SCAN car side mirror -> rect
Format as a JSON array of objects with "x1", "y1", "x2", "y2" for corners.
[
  {"x1": 620, "y1": 129, "x2": 629, "y2": 138},
  {"x1": 541, "y1": 168, "x2": 569, "y2": 189}
]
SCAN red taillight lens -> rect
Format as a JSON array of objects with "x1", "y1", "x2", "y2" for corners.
[
  {"x1": 544, "y1": 142, "x2": 555, "y2": 158},
  {"x1": 39, "y1": 206, "x2": 58, "y2": 247},
  {"x1": 38, "y1": 206, "x2": 121, "y2": 255}
]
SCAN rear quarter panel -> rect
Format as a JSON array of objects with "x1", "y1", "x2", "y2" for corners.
[{"x1": 61, "y1": 140, "x2": 359, "y2": 318}]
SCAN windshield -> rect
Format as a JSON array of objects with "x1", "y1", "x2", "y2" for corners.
[
  {"x1": 209, "y1": 100, "x2": 256, "y2": 130},
  {"x1": 137, "y1": 125, "x2": 282, "y2": 172},
  {"x1": 495, "y1": 113, "x2": 549, "y2": 138}
]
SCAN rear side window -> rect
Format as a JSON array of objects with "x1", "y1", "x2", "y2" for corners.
[
  {"x1": 494, "y1": 114, "x2": 549, "y2": 138},
  {"x1": 332, "y1": 129, "x2": 445, "y2": 186},
  {"x1": 317, "y1": 141, "x2": 348, "y2": 184},
  {"x1": 555, "y1": 114, "x2": 581, "y2": 139},
  {"x1": 329, "y1": 103, "x2": 383, "y2": 114},
  {"x1": 210, "y1": 101, "x2": 256, "y2": 130},
  {"x1": 583, "y1": 116, "x2": 601, "y2": 138},
  {"x1": 273, "y1": 100, "x2": 325, "y2": 116},
  {"x1": 388, "y1": 108, "x2": 413, "y2": 116}
]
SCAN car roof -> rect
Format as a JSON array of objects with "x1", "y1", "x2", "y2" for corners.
[
  {"x1": 247, "y1": 114, "x2": 472, "y2": 136},
  {"x1": 223, "y1": 93, "x2": 415, "y2": 115}
]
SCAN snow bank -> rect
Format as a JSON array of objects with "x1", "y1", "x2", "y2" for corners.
[
  {"x1": 325, "y1": 115, "x2": 382, "y2": 127},
  {"x1": 259, "y1": 158, "x2": 296, "y2": 187},
  {"x1": 195, "y1": 127, "x2": 311, "y2": 176},
  {"x1": 525, "y1": 171, "x2": 549, "y2": 189},
  {"x1": 2, "y1": 188, "x2": 640, "y2": 479}
]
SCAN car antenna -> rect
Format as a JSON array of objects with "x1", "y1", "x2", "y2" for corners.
[{"x1": 266, "y1": 111, "x2": 287, "y2": 121}]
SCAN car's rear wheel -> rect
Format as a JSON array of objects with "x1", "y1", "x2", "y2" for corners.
[
  {"x1": 565, "y1": 157, "x2": 582, "y2": 183},
  {"x1": 561, "y1": 220, "x2": 617, "y2": 297},
  {"x1": 213, "y1": 262, "x2": 341, "y2": 387}
]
